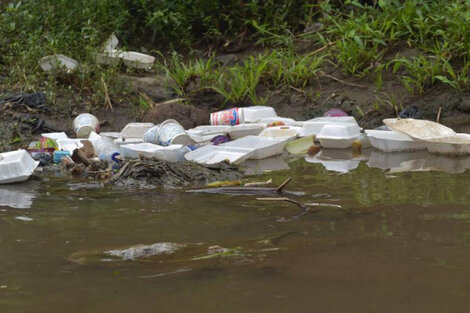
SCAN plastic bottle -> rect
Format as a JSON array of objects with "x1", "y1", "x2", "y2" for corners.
[
  {"x1": 173, "y1": 145, "x2": 196, "y2": 162},
  {"x1": 90, "y1": 134, "x2": 121, "y2": 167}
]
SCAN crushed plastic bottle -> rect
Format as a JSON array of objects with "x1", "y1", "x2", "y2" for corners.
[{"x1": 90, "y1": 133, "x2": 121, "y2": 168}]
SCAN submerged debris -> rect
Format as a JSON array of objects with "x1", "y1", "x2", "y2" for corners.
[
  {"x1": 187, "y1": 177, "x2": 304, "y2": 196},
  {"x1": 106, "y1": 242, "x2": 184, "y2": 261},
  {"x1": 110, "y1": 159, "x2": 242, "y2": 188},
  {"x1": 68, "y1": 232, "x2": 293, "y2": 267}
]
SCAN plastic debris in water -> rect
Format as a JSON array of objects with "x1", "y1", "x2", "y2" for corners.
[
  {"x1": 105, "y1": 242, "x2": 184, "y2": 261},
  {"x1": 15, "y1": 216, "x2": 33, "y2": 221}
]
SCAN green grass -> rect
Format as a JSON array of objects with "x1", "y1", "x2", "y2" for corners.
[{"x1": 2, "y1": 0, "x2": 470, "y2": 111}]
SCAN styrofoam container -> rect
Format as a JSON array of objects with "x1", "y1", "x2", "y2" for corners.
[
  {"x1": 317, "y1": 124, "x2": 361, "y2": 149},
  {"x1": 100, "y1": 132, "x2": 121, "y2": 139},
  {"x1": 187, "y1": 132, "x2": 224, "y2": 144},
  {"x1": 221, "y1": 136, "x2": 288, "y2": 159},
  {"x1": 41, "y1": 132, "x2": 68, "y2": 140},
  {"x1": 96, "y1": 49, "x2": 155, "y2": 69},
  {"x1": 193, "y1": 125, "x2": 231, "y2": 133},
  {"x1": 121, "y1": 143, "x2": 186, "y2": 161},
  {"x1": 425, "y1": 133, "x2": 470, "y2": 156},
  {"x1": 306, "y1": 116, "x2": 358, "y2": 124},
  {"x1": 301, "y1": 116, "x2": 360, "y2": 137},
  {"x1": 228, "y1": 123, "x2": 266, "y2": 139},
  {"x1": 259, "y1": 126, "x2": 301, "y2": 139},
  {"x1": 120, "y1": 51, "x2": 155, "y2": 70},
  {"x1": 384, "y1": 118, "x2": 456, "y2": 141},
  {"x1": 185, "y1": 145, "x2": 253, "y2": 165},
  {"x1": 0, "y1": 150, "x2": 39, "y2": 184},
  {"x1": 56, "y1": 139, "x2": 84, "y2": 154},
  {"x1": 187, "y1": 125, "x2": 230, "y2": 143},
  {"x1": 365, "y1": 129, "x2": 426, "y2": 152},
  {"x1": 102, "y1": 33, "x2": 119, "y2": 52},
  {"x1": 120, "y1": 122, "x2": 154, "y2": 138},
  {"x1": 317, "y1": 123, "x2": 361, "y2": 149},
  {"x1": 114, "y1": 137, "x2": 143, "y2": 147},
  {"x1": 242, "y1": 106, "x2": 277, "y2": 122},
  {"x1": 255, "y1": 117, "x2": 297, "y2": 125},
  {"x1": 39, "y1": 54, "x2": 78, "y2": 73}
]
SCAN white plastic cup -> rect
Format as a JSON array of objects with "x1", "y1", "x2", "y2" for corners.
[
  {"x1": 143, "y1": 125, "x2": 160, "y2": 144},
  {"x1": 156, "y1": 120, "x2": 193, "y2": 146},
  {"x1": 210, "y1": 108, "x2": 244, "y2": 126},
  {"x1": 73, "y1": 113, "x2": 100, "y2": 138}
]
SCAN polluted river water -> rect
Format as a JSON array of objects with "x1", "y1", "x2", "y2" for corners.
[{"x1": 2, "y1": 151, "x2": 470, "y2": 312}]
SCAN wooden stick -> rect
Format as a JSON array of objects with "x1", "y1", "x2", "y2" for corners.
[
  {"x1": 155, "y1": 98, "x2": 185, "y2": 108},
  {"x1": 437, "y1": 107, "x2": 442, "y2": 123},
  {"x1": 289, "y1": 86, "x2": 307, "y2": 94},
  {"x1": 306, "y1": 42, "x2": 335, "y2": 56},
  {"x1": 110, "y1": 162, "x2": 129, "y2": 182},
  {"x1": 101, "y1": 77, "x2": 113, "y2": 112},
  {"x1": 275, "y1": 177, "x2": 292, "y2": 193},
  {"x1": 322, "y1": 74, "x2": 368, "y2": 88},
  {"x1": 256, "y1": 197, "x2": 308, "y2": 211}
]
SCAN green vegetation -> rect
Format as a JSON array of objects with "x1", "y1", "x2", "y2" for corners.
[{"x1": 1, "y1": 0, "x2": 470, "y2": 109}]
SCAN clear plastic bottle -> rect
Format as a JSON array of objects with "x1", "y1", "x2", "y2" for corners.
[{"x1": 90, "y1": 133, "x2": 121, "y2": 167}]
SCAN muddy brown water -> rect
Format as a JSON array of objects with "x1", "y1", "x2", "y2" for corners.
[{"x1": 2, "y1": 156, "x2": 470, "y2": 313}]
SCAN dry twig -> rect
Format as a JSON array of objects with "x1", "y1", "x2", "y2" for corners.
[
  {"x1": 101, "y1": 77, "x2": 113, "y2": 111},
  {"x1": 322, "y1": 73, "x2": 368, "y2": 88},
  {"x1": 256, "y1": 197, "x2": 308, "y2": 211},
  {"x1": 276, "y1": 177, "x2": 292, "y2": 193}
]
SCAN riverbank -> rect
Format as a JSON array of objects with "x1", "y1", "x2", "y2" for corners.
[{"x1": 3, "y1": 0, "x2": 470, "y2": 151}]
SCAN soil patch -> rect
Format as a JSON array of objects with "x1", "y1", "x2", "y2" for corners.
[{"x1": 142, "y1": 100, "x2": 209, "y2": 129}]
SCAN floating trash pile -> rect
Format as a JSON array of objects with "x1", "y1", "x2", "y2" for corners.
[{"x1": 3, "y1": 104, "x2": 470, "y2": 185}]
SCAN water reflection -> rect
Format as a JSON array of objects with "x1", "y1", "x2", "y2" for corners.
[
  {"x1": 391, "y1": 155, "x2": 470, "y2": 173},
  {"x1": 305, "y1": 148, "x2": 470, "y2": 174},
  {"x1": 241, "y1": 155, "x2": 290, "y2": 175},
  {"x1": 367, "y1": 150, "x2": 429, "y2": 170},
  {"x1": 0, "y1": 181, "x2": 39, "y2": 209},
  {"x1": 368, "y1": 150, "x2": 470, "y2": 173},
  {"x1": 305, "y1": 149, "x2": 368, "y2": 173}
]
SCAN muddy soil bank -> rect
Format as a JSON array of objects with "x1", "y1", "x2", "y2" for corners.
[{"x1": 4, "y1": 49, "x2": 470, "y2": 152}]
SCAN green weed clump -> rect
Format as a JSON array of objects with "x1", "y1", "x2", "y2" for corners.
[{"x1": 161, "y1": 50, "x2": 325, "y2": 106}]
